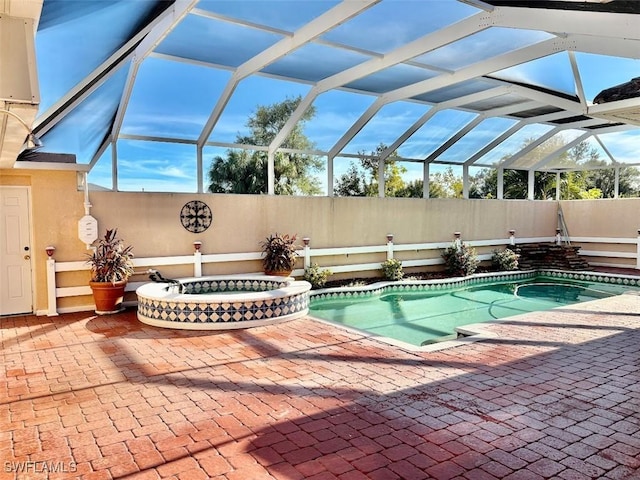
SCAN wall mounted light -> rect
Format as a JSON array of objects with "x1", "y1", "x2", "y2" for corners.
[{"x1": 0, "y1": 108, "x2": 43, "y2": 149}]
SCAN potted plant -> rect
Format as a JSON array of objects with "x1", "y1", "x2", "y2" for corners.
[
  {"x1": 260, "y1": 233, "x2": 298, "y2": 276},
  {"x1": 86, "y1": 228, "x2": 134, "y2": 314}
]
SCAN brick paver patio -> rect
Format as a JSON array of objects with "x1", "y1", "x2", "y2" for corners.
[{"x1": 1, "y1": 291, "x2": 639, "y2": 479}]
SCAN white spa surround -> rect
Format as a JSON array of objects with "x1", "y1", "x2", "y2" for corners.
[{"x1": 136, "y1": 275, "x2": 311, "y2": 330}]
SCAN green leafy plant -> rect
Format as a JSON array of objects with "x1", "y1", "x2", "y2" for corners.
[
  {"x1": 303, "y1": 263, "x2": 332, "y2": 289},
  {"x1": 86, "y1": 229, "x2": 134, "y2": 283},
  {"x1": 492, "y1": 248, "x2": 519, "y2": 271},
  {"x1": 382, "y1": 258, "x2": 404, "y2": 281},
  {"x1": 260, "y1": 233, "x2": 299, "y2": 273},
  {"x1": 442, "y1": 242, "x2": 479, "y2": 277}
]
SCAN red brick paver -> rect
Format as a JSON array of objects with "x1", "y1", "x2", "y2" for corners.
[{"x1": 1, "y1": 290, "x2": 639, "y2": 479}]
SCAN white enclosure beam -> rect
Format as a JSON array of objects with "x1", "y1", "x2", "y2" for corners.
[
  {"x1": 527, "y1": 170, "x2": 535, "y2": 200},
  {"x1": 494, "y1": 7, "x2": 640, "y2": 41},
  {"x1": 378, "y1": 158, "x2": 385, "y2": 197},
  {"x1": 499, "y1": 118, "x2": 604, "y2": 169},
  {"x1": 423, "y1": 162, "x2": 430, "y2": 199},
  {"x1": 379, "y1": 86, "x2": 514, "y2": 161},
  {"x1": 425, "y1": 100, "x2": 537, "y2": 164},
  {"x1": 267, "y1": 151, "x2": 275, "y2": 195},
  {"x1": 571, "y1": 35, "x2": 640, "y2": 61},
  {"x1": 568, "y1": 51, "x2": 587, "y2": 108},
  {"x1": 530, "y1": 131, "x2": 592, "y2": 171},
  {"x1": 556, "y1": 172, "x2": 561, "y2": 201},
  {"x1": 191, "y1": 8, "x2": 291, "y2": 36},
  {"x1": 463, "y1": 110, "x2": 576, "y2": 166},
  {"x1": 425, "y1": 115, "x2": 483, "y2": 163},
  {"x1": 246, "y1": 1, "x2": 381, "y2": 80},
  {"x1": 89, "y1": 136, "x2": 112, "y2": 170},
  {"x1": 507, "y1": 84, "x2": 583, "y2": 114},
  {"x1": 594, "y1": 135, "x2": 618, "y2": 164},
  {"x1": 268, "y1": 11, "x2": 492, "y2": 155},
  {"x1": 197, "y1": 0, "x2": 380, "y2": 147},
  {"x1": 499, "y1": 128, "x2": 562, "y2": 169},
  {"x1": 380, "y1": 107, "x2": 440, "y2": 162},
  {"x1": 382, "y1": 38, "x2": 563, "y2": 105},
  {"x1": 328, "y1": 98, "x2": 386, "y2": 158},
  {"x1": 330, "y1": 38, "x2": 565, "y2": 158},
  {"x1": 327, "y1": 155, "x2": 334, "y2": 197},
  {"x1": 497, "y1": 167, "x2": 504, "y2": 199},
  {"x1": 462, "y1": 164, "x2": 470, "y2": 199},
  {"x1": 34, "y1": 5, "x2": 178, "y2": 135},
  {"x1": 457, "y1": 0, "x2": 495, "y2": 11},
  {"x1": 197, "y1": 144, "x2": 203, "y2": 193},
  {"x1": 111, "y1": 0, "x2": 197, "y2": 143},
  {"x1": 111, "y1": 140, "x2": 118, "y2": 191},
  {"x1": 582, "y1": 123, "x2": 636, "y2": 135}
]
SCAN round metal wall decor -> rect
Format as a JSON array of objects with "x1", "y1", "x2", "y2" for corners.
[{"x1": 180, "y1": 200, "x2": 212, "y2": 233}]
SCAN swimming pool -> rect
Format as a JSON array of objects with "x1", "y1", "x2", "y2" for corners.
[{"x1": 309, "y1": 273, "x2": 640, "y2": 347}]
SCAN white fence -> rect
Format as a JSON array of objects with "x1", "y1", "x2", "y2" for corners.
[{"x1": 44, "y1": 231, "x2": 640, "y2": 316}]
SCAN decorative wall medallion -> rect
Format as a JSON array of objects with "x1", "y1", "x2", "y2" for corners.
[{"x1": 180, "y1": 200, "x2": 212, "y2": 233}]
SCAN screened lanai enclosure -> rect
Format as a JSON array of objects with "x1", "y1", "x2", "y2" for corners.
[{"x1": 9, "y1": 0, "x2": 640, "y2": 198}]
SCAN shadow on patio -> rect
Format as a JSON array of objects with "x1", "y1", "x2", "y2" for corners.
[{"x1": 1, "y1": 293, "x2": 639, "y2": 479}]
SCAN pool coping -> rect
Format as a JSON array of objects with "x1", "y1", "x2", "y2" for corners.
[{"x1": 307, "y1": 268, "x2": 640, "y2": 353}]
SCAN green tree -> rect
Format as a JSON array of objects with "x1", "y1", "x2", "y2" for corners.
[
  {"x1": 429, "y1": 167, "x2": 463, "y2": 198},
  {"x1": 587, "y1": 164, "x2": 640, "y2": 198},
  {"x1": 334, "y1": 163, "x2": 366, "y2": 196},
  {"x1": 334, "y1": 144, "x2": 408, "y2": 197},
  {"x1": 395, "y1": 179, "x2": 448, "y2": 198},
  {"x1": 208, "y1": 96, "x2": 323, "y2": 195},
  {"x1": 469, "y1": 168, "x2": 494, "y2": 198}
]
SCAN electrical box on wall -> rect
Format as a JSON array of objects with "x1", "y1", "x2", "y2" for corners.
[{"x1": 78, "y1": 215, "x2": 98, "y2": 248}]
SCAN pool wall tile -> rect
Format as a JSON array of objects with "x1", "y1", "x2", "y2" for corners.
[{"x1": 310, "y1": 269, "x2": 640, "y2": 302}]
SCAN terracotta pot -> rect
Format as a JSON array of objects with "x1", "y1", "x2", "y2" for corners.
[
  {"x1": 89, "y1": 280, "x2": 127, "y2": 314},
  {"x1": 264, "y1": 270, "x2": 292, "y2": 277}
]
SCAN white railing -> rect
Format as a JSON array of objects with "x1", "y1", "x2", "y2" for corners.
[
  {"x1": 569, "y1": 231, "x2": 640, "y2": 269},
  {"x1": 43, "y1": 231, "x2": 640, "y2": 316}
]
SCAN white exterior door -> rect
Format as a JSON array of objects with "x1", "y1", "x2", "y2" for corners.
[{"x1": 0, "y1": 186, "x2": 33, "y2": 315}]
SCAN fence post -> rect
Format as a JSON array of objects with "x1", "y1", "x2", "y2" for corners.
[
  {"x1": 454, "y1": 232, "x2": 461, "y2": 248},
  {"x1": 556, "y1": 228, "x2": 562, "y2": 246},
  {"x1": 45, "y1": 246, "x2": 58, "y2": 316},
  {"x1": 193, "y1": 241, "x2": 202, "y2": 277},
  {"x1": 303, "y1": 237, "x2": 311, "y2": 270},
  {"x1": 637, "y1": 230, "x2": 640, "y2": 270},
  {"x1": 509, "y1": 229, "x2": 516, "y2": 246},
  {"x1": 386, "y1": 234, "x2": 394, "y2": 260}
]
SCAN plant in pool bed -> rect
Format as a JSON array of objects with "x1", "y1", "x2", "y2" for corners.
[
  {"x1": 442, "y1": 241, "x2": 479, "y2": 277},
  {"x1": 382, "y1": 258, "x2": 404, "y2": 281},
  {"x1": 492, "y1": 247, "x2": 519, "y2": 271},
  {"x1": 303, "y1": 263, "x2": 332, "y2": 289},
  {"x1": 260, "y1": 233, "x2": 299, "y2": 276}
]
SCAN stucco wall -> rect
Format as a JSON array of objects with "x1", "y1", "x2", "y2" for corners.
[
  {"x1": 559, "y1": 198, "x2": 640, "y2": 268},
  {"x1": 0, "y1": 168, "x2": 589, "y2": 314},
  {"x1": 560, "y1": 199, "x2": 640, "y2": 238},
  {"x1": 1, "y1": 169, "x2": 86, "y2": 311},
  {"x1": 88, "y1": 193, "x2": 558, "y2": 256}
]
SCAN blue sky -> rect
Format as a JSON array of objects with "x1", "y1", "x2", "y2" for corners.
[{"x1": 34, "y1": 0, "x2": 640, "y2": 193}]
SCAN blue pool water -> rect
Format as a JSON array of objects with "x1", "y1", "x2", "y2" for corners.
[{"x1": 309, "y1": 277, "x2": 637, "y2": 346}]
